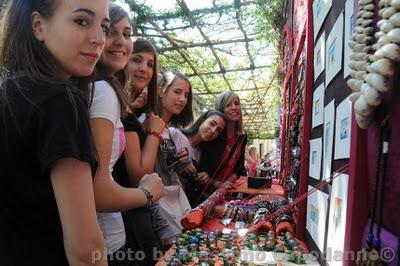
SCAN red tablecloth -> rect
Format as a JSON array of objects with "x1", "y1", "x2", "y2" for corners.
[{"x1": 229, "y1": 176, "x2": 284, "y2": 196}]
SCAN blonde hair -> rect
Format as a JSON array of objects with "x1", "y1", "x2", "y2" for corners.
[
  {"x1": 214, "y1": 91, "x2": 244, "y2": 134},
  {"x1": 249, "y1": 146, "x2": 257, "y2": 156}
]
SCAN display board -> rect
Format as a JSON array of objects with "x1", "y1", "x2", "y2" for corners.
[{"x1": 281, "y1": 1, "x2": 400, "y2": 265}]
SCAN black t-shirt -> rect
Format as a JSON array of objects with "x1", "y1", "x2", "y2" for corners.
[
  {"x1": 0, "y1": 77, "x2": 96, "y2": 265},
  {"x1": 113, "y1": 113, "x2": 146, "y2": 187}
]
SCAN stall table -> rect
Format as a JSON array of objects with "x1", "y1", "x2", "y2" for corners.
[{"x1": 229, "y1": 176, "x2": 284, "y2": 197}]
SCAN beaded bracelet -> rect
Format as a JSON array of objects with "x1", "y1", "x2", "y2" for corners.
[
  {"x1": 139, "y1": 186, "x2": 153, "y2": 207},
  {"x1": 146, "y1": 129, "x2": 163, "y2": 143}
]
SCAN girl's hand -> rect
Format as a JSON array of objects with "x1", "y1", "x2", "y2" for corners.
[
  {"x1": 147, "y1": 112, "x2": 165, "y2": 134},
  {"x1": 182, "y1": 162, "x2": 197, "y2": 176},
  {"x1": 195, "y1": 172, "x2": 212, "y2": 185},
  {"x1": 177, "y1": 147, "x2": 189, "y2": 163},
  {"x1": 138, "y1": 173, "x2": 165, "y2": 202}
]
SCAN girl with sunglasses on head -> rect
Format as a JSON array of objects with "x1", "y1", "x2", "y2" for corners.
[{"x1": 0, "y1": 0, "x2": 110, "y2": 265}]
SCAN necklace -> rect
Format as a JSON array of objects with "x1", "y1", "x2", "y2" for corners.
[{"x1": 359, "y1": 119, "x2": 390, "y2": 265}]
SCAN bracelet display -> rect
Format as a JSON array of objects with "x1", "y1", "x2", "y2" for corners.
[{"x1": 139, "y1": 186, "x2": 153, "y2": 207}]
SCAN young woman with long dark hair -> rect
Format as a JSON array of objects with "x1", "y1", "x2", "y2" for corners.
[
  {"x1": 113, "y1": 38, "x2": 166, "y2": 264},
  {"x1": 0, "y1": 0, "x2": 109, "y2": 265},
  {"x1": 198, "y1": 91, "x2": 248, "y2": 194},
  {"x1": 170, "y1": 110, "x2": 226, "y2": 206}
]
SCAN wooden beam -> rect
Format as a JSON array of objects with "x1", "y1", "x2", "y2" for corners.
[
  {"x1": 177, "y1": 0, "x2": 233, "y2": 90},
  {"x1": 185, "y1": 65, "x2": 271, "y2": 77},
  {"x1": 148, "y1": 21, "x2": 214, "y2": 96},
  {"x1": 193, "y1": 86, "x2": 269, "y2": 95},
  {"x1": 133, "y1": 1, "x2": 256, "y2": 22},
  {"x1": 158, "y1": 38, "x2": 257, "y2": 52}
]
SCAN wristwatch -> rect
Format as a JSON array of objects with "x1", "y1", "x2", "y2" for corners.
[{"x1": 139, "y1": 186, "x2": 153, "y2": 207}]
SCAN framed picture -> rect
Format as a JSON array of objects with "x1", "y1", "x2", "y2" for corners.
[
  {"x1": 306, "y1": 186, "x2": 329, "y2": 252},
  {"x1": 314, "y1": 32, "x2": 326, "y2": 80},
  {"x1": 334, "y1": 97, "x2": 352, "y2": 159},
  {"x1": 344, "y1": 0, "x2": 355, "y2": 78},
  {"x1": 312, "y1": 84, "x2": 324, "y2": 128},
  {"x1": 309, "y1": 138, "x2": 323, "y2": 180},
  {"x1": 326, "y1": 173, "x2": 349, "y2": 266},
  {"x1": 325, "y1": 12, "x2": 344, "y2": 86},
  {"x1": 313, "y1": 0, "x2": 333, "y2": 40}
]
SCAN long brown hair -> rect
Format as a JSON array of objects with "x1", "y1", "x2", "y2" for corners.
[
  {"x1": 0, "y1": 0, "x2": 94, "y2": 130},
  {"x1": 95, "y1": 3, "x2": 130, "y2": 115},
  {"x1": 158, "y1": 71, "x2": 193, "y2": 128},
  {"x1": 128, "y1": 38, "x2": 158, "y2": 114},
  {"x1": 0, "y1": 0, "x2": 66, "y2": 83}
]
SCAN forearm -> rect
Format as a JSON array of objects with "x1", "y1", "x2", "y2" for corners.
[
  {"x1": 93, "y1": 171, "x2": 148, "y2": 212},
  {"x1": 131, "y1": 135, "x2": 159, "y2": 181},
  {"x1": 67, "y1": 248, "x2": 108, "y2": 266}
]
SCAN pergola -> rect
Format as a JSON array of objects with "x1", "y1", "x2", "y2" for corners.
[{"x1": 128, "y1": 0, "x2": 282, "y2": 139}]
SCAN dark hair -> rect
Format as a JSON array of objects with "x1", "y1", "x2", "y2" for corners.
[
  {"x1": 95, "y1": 3, "x2": 130, "y2": 114},
  {"x1": 182, "y1": 110, "x2": 226, "y2": 138},
  {"x1": 129, "y1": 38, "x2": 158, "y2": 115},
  {"x1": 0, "y1": 0, "x2": 65, "y2": 82},
  {"x1": 158, "y1": 71, "x2": 193, "y2": 128},
  {"x1": 0, "y1": 0, "x2": 94, "y2": 130}
]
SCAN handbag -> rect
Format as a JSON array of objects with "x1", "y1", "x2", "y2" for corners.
[{"x1": 157, "y1": 185, "x2": 192, "y2": 235}]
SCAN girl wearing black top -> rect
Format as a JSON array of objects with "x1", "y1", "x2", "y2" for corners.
[
  {"x1": 0, "y1": 0, "x2": 109, "y2": 265},
  {"x1": 113, "y1": 39, "x2": 169, "y2": 262},
  {"x1": 121, "y1": 38, "x2": 164, "y2": 186}
]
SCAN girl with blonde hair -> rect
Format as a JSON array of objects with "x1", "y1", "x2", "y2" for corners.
[{"x1": 198, "y1": 91, "x2": 248, "y2": 195}]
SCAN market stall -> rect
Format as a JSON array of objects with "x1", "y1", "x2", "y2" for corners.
[
  {"x1": 278, "y1": 0, "x2": 400, "y2": 265},
  {"x1": 156, "y1": 178, "x2": 319, "y2": 265}
]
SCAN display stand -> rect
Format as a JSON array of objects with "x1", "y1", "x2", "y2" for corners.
[{"x1": 157, "y1": 184, "x2": 314, "y2": 265}]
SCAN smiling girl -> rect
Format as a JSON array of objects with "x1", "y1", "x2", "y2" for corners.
[
  {"x1": 151, "y1": 71, "x2": 194, "y2": 240},
  {"x1": 89, "y1": 4, "x2": 164, "y2": 265},
  {"x1": 156, "y1": 71, "x2": 193, "y2": 185},
  {"x1": 112, "y1": 38, "x2": 166, "y2": 263},
  {"x1": 198, "y1": 91, "x2": 248, "y2": 193},
  {"x1": 170, "y1": 110, "x2": 226, "y2": 206}
]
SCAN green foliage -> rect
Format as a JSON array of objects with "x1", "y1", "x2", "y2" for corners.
[
  {"x1": 127, "y1": 0, "x2": 283, "y2": 140},
  {"x1": 253, "y1": 0, "x2": 285, "y2": 50}
]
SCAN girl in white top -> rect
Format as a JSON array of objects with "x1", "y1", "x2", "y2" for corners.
[
  {"x1": 151, "y1": 71, "x2": 193, "y2": 240},
  {"x1": 156, "y1": 71, "x2": 194, "y2": 186},
  {"x1": 89, "y1": 4, "x2": 164, "y2": 264}
]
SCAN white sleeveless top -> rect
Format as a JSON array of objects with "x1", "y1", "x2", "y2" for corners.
[{"x1": 90, "y1": 80, "x2": 126, "y2": 253}]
